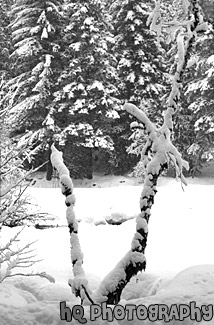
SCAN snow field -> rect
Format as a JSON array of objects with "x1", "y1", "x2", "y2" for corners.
[{"x1": 0, "y1": 177, "x2": 214, "y2": 324}]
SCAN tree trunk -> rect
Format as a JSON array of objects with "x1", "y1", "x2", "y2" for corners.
[{"x1": 91, "y1": 0, "x2": 203, "y2": 304}]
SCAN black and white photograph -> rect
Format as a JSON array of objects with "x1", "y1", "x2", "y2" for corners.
[{"x1": 0, "y1": 0, "x2": 214, "y2": 324}]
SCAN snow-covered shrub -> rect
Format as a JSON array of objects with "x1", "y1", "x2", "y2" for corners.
[
  {"x1": 128, "y1": 160, "x2": 146, "y2": 181},
  {"x1": 127, "y1": 122, "x2": 147, "y2": 180},
  {"x1": 0, "y1": 136, "x2": 46, "y2": 227},
  {"x1": 0, "y1": 135, "x2": 55, "y2": 282},
  {"x1": 0, "y1": 228, "x2": 40, "y2": 282}
]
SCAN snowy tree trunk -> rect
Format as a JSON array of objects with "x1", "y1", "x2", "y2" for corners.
[
  {"x1": 50, "y1": 144, "x2": 92, "y2": 303},
  {"x1": 46, "y1": 140, "x2": 53, "y2": 181},
  {"x1": 91, "y1": 0, "x2": 205, "y2": 305}
]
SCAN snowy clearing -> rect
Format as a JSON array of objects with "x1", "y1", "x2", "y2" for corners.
[{"x1": 0, "y1": 175, "x2": 214, "y2": 324}]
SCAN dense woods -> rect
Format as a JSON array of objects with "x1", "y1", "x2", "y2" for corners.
[{"x1": 0, "y1": 0, "x2": 214, "y2": 179}]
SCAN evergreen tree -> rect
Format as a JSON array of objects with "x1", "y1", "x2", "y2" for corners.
[
  {"x1": 125, "y1": 0, "x2": 214, "y2": 177},
  {"x1": 199, "y1": 0, "x2": 214, "y2": 26},
  {"x1": 108, "y1": 0, "x2": 166, "y2": 175},
  {"x1": 53, "y1": 0, "x2": 120, "y2": 178},
  {"x1": 179, "y1": 27, "x2": 214, "y2": 175},
  {"x1": 165, "y1": 0, "x2": 214, "y2": 175},
  {"x1": 0, "y1": 0, "x2": 13, "y2": 115},
  {"x1": 0, "y1": 0, "x2": 12, "y2": 77},
  {"x1": 4, "y1": 0, "x2": 64, "y2": 178},
  {"x1": 112, "y1": 0, "x2": 165, "y2": 118}
]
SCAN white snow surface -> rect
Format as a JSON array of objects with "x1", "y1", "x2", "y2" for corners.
[{"x1": 0, "y1": 175, "x2": 214, "y2": 324}]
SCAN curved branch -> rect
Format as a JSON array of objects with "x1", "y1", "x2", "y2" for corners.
[
  {"x1": 124, "y1": 103, "x2": 157, "y2": 137},
  {"x1": 50, "y1": 144, "x2": 91, "y2": 303}
]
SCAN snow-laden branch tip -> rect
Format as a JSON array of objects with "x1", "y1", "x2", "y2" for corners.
[
  {"x1": 124, "y1": 103, "x2": 156, "y2": 136},
  {"x1": 125, "y1": 102, "x2": 189, "y2": 187},
  {"x1": 182, "y1": 0, "x2": 191, "y2": 15}
]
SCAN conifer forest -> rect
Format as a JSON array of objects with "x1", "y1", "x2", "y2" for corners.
[{"x1": 1, "y1": 0, "x2": 214, "y2": 179}]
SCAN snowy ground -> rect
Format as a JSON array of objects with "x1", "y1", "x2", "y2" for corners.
[{"x1": 0, "y1": 174, "x2": 214, "y2": 324}]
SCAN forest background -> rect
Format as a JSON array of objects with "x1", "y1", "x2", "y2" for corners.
[{"x1": 0, "y1": 0, "x2": 214, "y2": 180}]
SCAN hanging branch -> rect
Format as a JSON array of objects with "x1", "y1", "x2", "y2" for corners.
[
  {"x1": 91, "y1": 0, "x2": 205, "y2": 305},
  {"x1": 50, "y1": 144, "x2": 92, "y2": 304}
]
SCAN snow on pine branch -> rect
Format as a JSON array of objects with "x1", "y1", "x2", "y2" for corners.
[
  {"x1": 124, "y1": 103, "x2": 189, "y2": 185},
  {"x1": 147, "y1": 0, "x2": 206, "y2": 122},
  {"x1": 182, "y1": 0, "x2": 190, "y2": 15},
  {"x1": 50, "y1": 144, "x2": 91, "y2": 303},
  {"x1": 146, "y1": 0, "x2": 162, "y2": 42}
]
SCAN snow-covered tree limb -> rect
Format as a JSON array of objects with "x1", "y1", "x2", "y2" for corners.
[
  {"x1": 91, "y1": 250, "x2": 146, "y2": 304},
  {"x1": 50, "y1": 144, "x2": 92, "y2": 303},
  {"x1": 90, "y1": 0, "x2": 204, "y2": 305},
  {"x1": 3, "y1": 271, "x2": 55, "y2": 283}
]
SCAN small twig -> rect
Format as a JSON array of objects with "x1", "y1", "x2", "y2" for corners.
[
  {"x1": 0, "y1": 271, "x2": 54, "y2": 283},
  {"x1": 0, "y1": 161, "x2": 48, "y2": 198},
  {"x1": 81, "y1": 285, "x2": 96, "y2": 305},
  {"x1": 12, "y1": 181, "x2": 33, "y2": 206}
]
